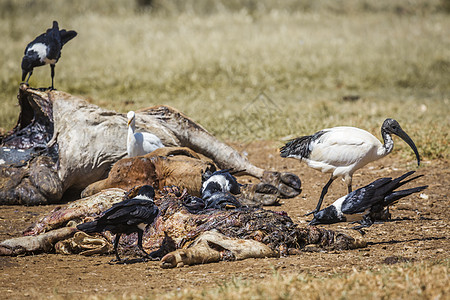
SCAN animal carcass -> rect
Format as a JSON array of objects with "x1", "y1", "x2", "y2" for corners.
[
  {"x1": 0, "y1": 86, "x2": 301, "y2": 205},
  {"x1": 0, "y1": 186, "x2": 365, "y2": 267}
]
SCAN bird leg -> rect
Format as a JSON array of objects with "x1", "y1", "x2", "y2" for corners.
[
  {"x1": 351, "y1": 215, "x2": 374, "y2": 235},
  {"x1": 50, "y1": 64, "x2": 55, "y2": 90},
  {"x1": 347, "y1": 184, "x2": 352, "y2": 193},
  {"x1": 111, "y1": 233, "x2": 122, "y2": 263},
  {"x1": 137, "y1": 230, "x2": 150, "y2": 258},
  {"x1": 24, "y1": 72, "x2": 32, "y2": 85},
  {"x1": 304, "y1": 176, "x2": 335, "y2": 216}
]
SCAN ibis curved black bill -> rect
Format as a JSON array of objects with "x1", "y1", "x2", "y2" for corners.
[{"x1": 395, "y1": 128, "x2": 421, "y2": 166}]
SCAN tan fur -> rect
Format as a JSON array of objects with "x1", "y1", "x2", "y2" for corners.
[{"x1": 82, "y1": 147, "x2": 216, "y2": 197}]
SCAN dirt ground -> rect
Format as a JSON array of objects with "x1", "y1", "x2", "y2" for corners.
[{"x1": 0, "y1": 141, "x2": 448, "y2": 299}]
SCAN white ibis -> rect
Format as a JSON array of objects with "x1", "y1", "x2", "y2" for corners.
[
  {"x1": 77, "y1": 185, "x2": 159, "y2": 262},
  {"x1": 21, "y1": 21, "x2": 77, "y2": 90},
  {"x1": 309, "y1": 171, "x2": 427, "y2": 230},
  {"x1": 127, "y1": 111, "x2": 164, "y2": 157},
  {"x1": 280, "y1": 118, "x2": 420, "y2": 216}
]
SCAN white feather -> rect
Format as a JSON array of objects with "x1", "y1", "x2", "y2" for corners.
[
  {"x1": 202, "y1": 174, "x2": 230, "y2": 193},
  {"x1": 304, "y1": 127, "x2": 384, "y2": 180},
  {"x1": 28, "y1": 43, "x2": 48, "y2": 63},
  {"x1": 127, "y1": 111, "x2": 164, "y2": 157},
  {"x1": 330, "y1": 195, "x2": 346, "y2": 217}
]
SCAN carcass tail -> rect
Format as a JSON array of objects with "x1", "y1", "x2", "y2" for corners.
[
  {"x1": 76, "y1": 220, "x2": 104, "y2": 234},
  {"x1": 383, "y1": 185, "x2": 428, "y2": 207}
]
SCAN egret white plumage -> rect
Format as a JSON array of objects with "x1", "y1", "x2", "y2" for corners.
[
  {"x1": 280, "y1": 118, "x2": 420, "y2": 216},
  {"x1": 127, "y1": 111, "x2": 164, "y2": 157},
  {"x1": 309, "y1": 171, "x2": 427, "y2": 230}
]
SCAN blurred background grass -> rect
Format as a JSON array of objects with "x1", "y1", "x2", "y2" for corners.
[{"x1": 0, "y1": 0, "x2": 449, "y2": 159}]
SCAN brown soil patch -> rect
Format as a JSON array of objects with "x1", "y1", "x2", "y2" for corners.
[{"x1": 0, "y1": 141, "x2": 448, "y2": 298}]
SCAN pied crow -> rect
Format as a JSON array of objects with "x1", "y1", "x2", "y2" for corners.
[
  {"x1": 21, "y1": 21, "x2": 77, "y2": 89},
  {"x1": 77, "y1": 185, "x2": 158, "y2": 262},
  {"x1": 201, "y1": 169, "x2": 241, "y2": 200},
  {"x1": 309, "y1": 171, "x2": 427, "y2": 230}
]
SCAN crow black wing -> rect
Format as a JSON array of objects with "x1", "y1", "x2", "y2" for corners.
[
  {"x1": 127, "y1": 205, "x2": 159, "y2": 225},
  {"x1": 24, "y1": 33, "x2": 48, "y2": 54},
  {"x1": 341, "y1": 177, "x2": 392, "y2": 214},
  {"x1": 104, "y1": 200, "x2": 158, "y2": 225}
]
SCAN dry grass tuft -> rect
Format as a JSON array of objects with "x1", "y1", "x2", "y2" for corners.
[{"x1": 159, "y1": 260, "x2": 449, "y2": 300}]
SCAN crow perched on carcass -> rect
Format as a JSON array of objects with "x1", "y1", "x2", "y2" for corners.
[
  {"x1": 309, "y1": 171, "x2": 427, "y2": 232},
  {"x1": 21, "y1": 21, "x2": 77, "y2": 89},
  {"x1": 77, "y1": 185, "x2": 158, "y2": 262}
]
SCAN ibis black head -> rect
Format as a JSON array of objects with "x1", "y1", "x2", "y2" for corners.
[
  {"x1": 135, "y1": 185, "x2": 155, "y2": 201},
  {"x1": 382, "y1": 118, "x2": 420, "y2": 166}
]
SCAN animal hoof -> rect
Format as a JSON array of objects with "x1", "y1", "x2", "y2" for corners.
[
  {"x1": 280, "y1": 172, "x2": 302, "y2": 190},
  {"x1": 254, "y1": 183, "x2": 279, "y2": 194},
  {"x1": 239, "y1": 183, "x2": 280, "y2": 206},
  {"x1": 278, "y1": 184, "x2": 302, "y2": 198},
  {"x1": 161, "y1": 253, "x2": 183, "y2": 269},
  {"x1": 261, "y1": 171, "x2": 302, "y2": 199}
]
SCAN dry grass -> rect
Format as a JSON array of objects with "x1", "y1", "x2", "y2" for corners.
[
  {"x1": 1, "y1": 1, "x2": 449, "y2": 159},
  {"x1": 50, "y1": 259, "x2": 448, "y2": 299},
  {"x1": 160, "y1": 260, "x2": 449, "y2": 300}
]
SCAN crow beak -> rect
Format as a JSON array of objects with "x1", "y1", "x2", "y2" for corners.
[
  {"x1": 22, "y1": 70, "x2": 28, "y2": 82},
  {"x1": 394, "y1": 127, "x2": 421, "y2": 166}
]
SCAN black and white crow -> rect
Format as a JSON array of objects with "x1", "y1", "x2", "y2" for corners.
[
  {"x1": 309, "y1": 171, "x2": 427, "y2": 230},
  {"x1": 77, "y1": 185, "x2": 158, "y2": 262},
  {"x1": 21, "y1": 21, "x2": 77, "y2": 90},
  {"x1": 201, "y1": 169, "x2": 241, "y2": 200}
]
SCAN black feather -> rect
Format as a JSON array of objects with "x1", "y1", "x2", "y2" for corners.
[
  {"x1": 280, "y1": 130, "x2": 325, "y2": 158},
  {"x1": 310, "y1": 172, "x2": 427, "y2": 228},
  {"x1": 76, "y1": 185, "x2": 158, "y2": 261}
]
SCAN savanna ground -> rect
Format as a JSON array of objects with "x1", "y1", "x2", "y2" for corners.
[{"x1": 0, "y1": 0, "x2": 449, "y2": 299}]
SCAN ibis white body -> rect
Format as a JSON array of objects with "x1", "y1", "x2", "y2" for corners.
[{"x1": 299, "y1": 126, "x2": 392, "y2": 186}]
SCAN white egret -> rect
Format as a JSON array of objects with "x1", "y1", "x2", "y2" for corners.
[{"x1": 127, "y1": 111, "x2": 164, "y2": 157}]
